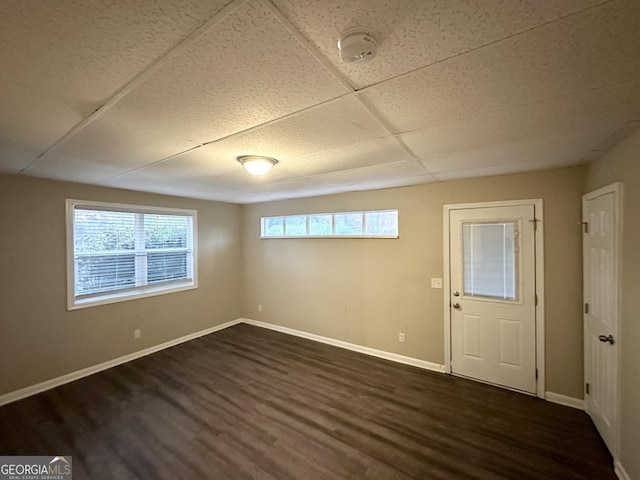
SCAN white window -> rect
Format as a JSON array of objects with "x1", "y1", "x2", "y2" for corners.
[
  {"x1": 66, "y1": 200, "x2": 197, "y2": 310},
  {"x1": 260, "y1": 210, "x2": 398, "y2": 238}
]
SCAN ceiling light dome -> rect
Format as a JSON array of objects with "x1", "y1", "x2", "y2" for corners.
[{"x1": 237, "y1": 155, "x2": 278, "y2": 175}]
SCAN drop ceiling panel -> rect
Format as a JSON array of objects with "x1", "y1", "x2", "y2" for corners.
[
  {"x1": 362, "y1": 0, "x2": 640, "y2": 133},
  {"x1": 114, "y1": 145, "x2": 243, "y2": 183},
  {"x1": 26, "y1": 117, "x2": 198, "y2": 183},
  {"x1": 432, "y1": 153, "x2": 588, "y2": 182},
  {"x1": 0, "y1": 80, "x2": 84, "y2": 173},
  {"x1": 99, "y1": 174, "x2": 242, "y2": 203},
  {"x1": 310, "y1": 160, "x2": 430, "y2": 186},
  {"x1": 280, "y1": 137, "x2": 414, "y2": 177},
  {"x1": 89, "y1": 0, "x2": 347, "y2": 145},
  {"x1": 272, "y1": 0, "x2": 606, "y2": 89},
  {"x1": 200, "y1": 95, "x2": 387, "y2": 161},
  {"x1": 402, "y1": 80, "x2": 640, "y2": 172},
  {"x1": 0, "y1": 0, "x2": 231, "y2": 108},
  {"x1": 230, "y1": 177, "x2": 346, "y2": 202},
  {"x1": 417, "y1": 135, "x2": 598, "y2": 173},
  {"x1": 104, "y1": 164, "x2": 295, "y2": 196}
]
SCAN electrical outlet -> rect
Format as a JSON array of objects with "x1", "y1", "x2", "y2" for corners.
[
  {"x1": 258, "y1": 304, "x2": 262, "y2": 312},
  {"x1": 134, "y1": 329, "x2": 141, "y2": 339},
  {"x1": 399, "y1": 332, "x2": 406, "y2": 343},
  {"x1": 431, "y1": 278, "x2": 443, "y2": 289}
]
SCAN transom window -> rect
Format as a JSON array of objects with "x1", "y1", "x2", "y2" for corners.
[
  {"x1": 66, "y1": 200, "x2": 197, "y2": 309},
  {"x1": 261, "y1": 210, "x2": 398, "y2": 238}
]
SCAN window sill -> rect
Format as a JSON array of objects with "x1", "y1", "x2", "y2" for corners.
[{"x1": 68, "y1": 281, "x2": 197, "y2": 311}]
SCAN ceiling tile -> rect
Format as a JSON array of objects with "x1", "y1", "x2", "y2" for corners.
[
  {"x1": 89, "y1": 0, "x2": 348, "y2": 145},
  {"x1": 234, "y1": 176, "x2": 356, "y2": 203},
  {"x1": 432, "y1": 153, "x2": 588, "y2": 182},
  {"x1": 201, "y1": 95, "x2": 388, "y2": 161},
  {"x1": 0, "y1": 0, "x2": 231, "y2": 108},
  {"x1": 362, "y1": 0, "x2": 640, "y2": 133},
  {"x1": 0, "y1": 80, "x2": 84, "y2": 173},
  {"x1": 25, "y1": 118, "x2": 198, "y2": 183},
  {"x1": 401, "y1": 80, "x2": 640, "y2": 172},
  {"x1": 103, "y1": 163, "x2": 295, "y2": 196},
  {"x1": 273, "y1": 0, "x2": 606, "y2": 89},
  {"x1": 310, "y1": 160, "x2": 429, "y2": 186},
  {"x1": 280, "y1": 137, "x2": 414, "y2": 177}
]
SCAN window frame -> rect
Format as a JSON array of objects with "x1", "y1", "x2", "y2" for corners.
[
  {"x1": 66, "y1": 199, "x2": 198, "y2": 310},
  {"x1": 260, "y1": 209, "x2": 399, "y2": 239}
]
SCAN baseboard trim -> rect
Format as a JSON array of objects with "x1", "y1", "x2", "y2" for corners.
[
  {"x1": 241, "y1": 318, "x2": 446, "y2": 373},
  {"x1": 545, "y1": 391, "x2": 585, "y2": 410},
  {"x1": 615, "y1": 461, "x2": 631, "y2": 480},
  {"x1": 0, "y1": 319, "x2": 598, "y2": 415},
  {"x1": 0, "y1": 318, "x2": 243, "y2": 407}
]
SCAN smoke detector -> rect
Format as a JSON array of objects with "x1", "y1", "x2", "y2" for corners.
[{"x1": 338, "y1": 27, "x2": 377, "y2": 64}]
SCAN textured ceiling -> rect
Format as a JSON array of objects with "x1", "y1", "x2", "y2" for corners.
[{"x1": 1, "y1": 0, "x2": 639, "y2": 203}]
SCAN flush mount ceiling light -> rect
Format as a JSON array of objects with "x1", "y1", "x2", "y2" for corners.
[
  {"x1": 337, "y1": 27, "x2": 378, "y2": 64},
  {"x1": 237, "y1": 155, "x2": 279, "y2": 176}
]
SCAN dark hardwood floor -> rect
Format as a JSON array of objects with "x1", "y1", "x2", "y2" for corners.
[{"x1": 0, "y1": 324, "x2": 615, "y2": 479}]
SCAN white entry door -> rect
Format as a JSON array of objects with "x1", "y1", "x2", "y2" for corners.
[
  {"x1": 583, "y1": 184, "x2": 621, "y2": 456},
  {"x1": 449, "y1": 205, "x2": 537, "y2": 394}
]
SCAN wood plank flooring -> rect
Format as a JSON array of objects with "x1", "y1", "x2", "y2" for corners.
[{"x1": 0, "y1": 324, "x2": 615, "y2": 479}]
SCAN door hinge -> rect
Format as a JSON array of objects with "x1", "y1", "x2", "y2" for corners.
[
  {"x1": 586, "y1": 383, "x2": 590, "y2": 395},
  {"x1": 529, "y1": 218, "x2": 539, "y2": 231},
  {"x1": 581, "y1": 221, "x2": 589, "y2": 233},
  {"x1": 535, "y1": 294, "x2": 538, "y2": 306},
  {"x1": 535, "y1": 369, "x2": 538, "y2": 380},
  {"x1": 585, "y1": 303, "x2": 589, "y2": 314}
]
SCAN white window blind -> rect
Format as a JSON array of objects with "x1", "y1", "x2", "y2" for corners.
[
  {"x1": 67, "y1": 200, "x2": 196, "y2": 309},
  {"x1": 462, "y1": 221, "x2": 517, "y2": 300}
]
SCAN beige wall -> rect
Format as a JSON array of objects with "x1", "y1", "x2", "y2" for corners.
[
  {"x1": 587, "y1": 130, "x2": 640, "y2": 480},
  {"x1": 243, "y1": 166, "x2": 586, "y2": 399},
  {"x1": 0, "y1": 174, "x2": 243, "y2": 396}
]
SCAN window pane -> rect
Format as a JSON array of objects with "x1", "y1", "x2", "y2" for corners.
[
  {"x1": 308, "y1": 214, "x2": 333, "y2": 236},
  {"x1": 463, "y1": 222, "x2": 517, "y2": 300},
  {"x1": 365, "y1": 210, "x2": 398, "y2": 235},
  {"x1": 74, "y1": 209, "x2": 134, "y2": 253},
  {"x1": 147, "y1": 252, "x2": 188, "y2": 284},
  {"x1": 285, "y1": 215, "x2": 307, "y2": 236},
  {"x1": 335, "y1": 213, "x2": 363, "y2": 235},
  {"x1": 264, "y1": 217, "x2": 284, "y2": 236},
  {"x1": 145, "y1": 214, "x2": 189, "y2": 249},
  {"x1": 76, "y1": 254, "x2": 135, "y2": 295}
]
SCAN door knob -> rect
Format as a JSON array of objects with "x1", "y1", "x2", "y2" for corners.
[
  {"x1": 453, "y1": 291, "x2": 460, "y2": 297},
  {"x1": 598, "y1": 334, "x2": 615, "y2": 345},
  {"x1": 452, "y1": 302, "x2": 461, "y2": 310}
]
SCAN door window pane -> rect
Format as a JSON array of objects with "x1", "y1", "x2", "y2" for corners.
[{"x1": 463, "y1": 221, "x2": 517, "y2": 300}]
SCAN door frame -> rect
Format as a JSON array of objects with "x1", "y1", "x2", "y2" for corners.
[
  {"x1": 443, "y1": 199, "x2": 545, "y2": 398},
  {"x1": 583, "y1": 182, "x2": 623, "y2": 459}
]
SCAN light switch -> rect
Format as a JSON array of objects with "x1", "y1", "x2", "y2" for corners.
[{"x1": 431, "y1": 278, "x2": 443, "y2": 289}]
